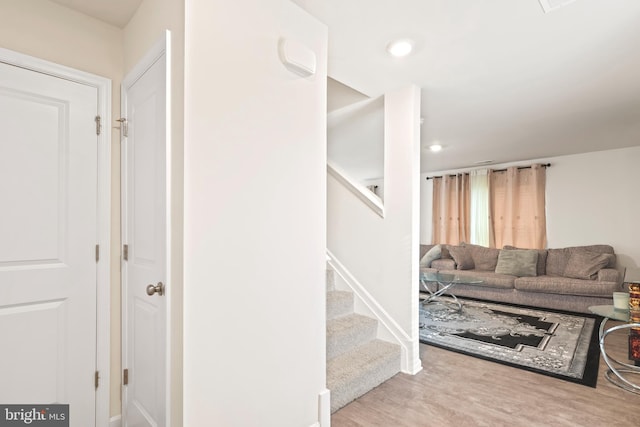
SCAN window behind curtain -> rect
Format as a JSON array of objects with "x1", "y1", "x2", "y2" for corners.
[{"x1": 470, "y1": 169, "x2": 490, "y2": 247}]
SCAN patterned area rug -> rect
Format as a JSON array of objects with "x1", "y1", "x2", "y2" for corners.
[{"x1": 419, "y1": 299, "x2": 601, "y2": 387}]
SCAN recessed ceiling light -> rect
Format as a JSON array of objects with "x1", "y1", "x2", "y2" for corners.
[
  {"x1": 474, "y1": 160, "x2": 493, "y2": 165},
  {"x1": 429, "y1": 144, "x2": 442, "y2": 152},
  {"x1": 386, "y1": 39, "x2": 414, "y2": 57}
]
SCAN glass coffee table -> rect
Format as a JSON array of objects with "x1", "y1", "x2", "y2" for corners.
[
  {"x1": 420, "y1": 272, "x2": 483, "y2": 311},
  {"x1": 588, "y1": 305, "x2": 640, "y2": 394}
]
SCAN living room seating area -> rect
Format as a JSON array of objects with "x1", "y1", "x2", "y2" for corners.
[{"x1": 420, "y1": 243, "x2": 626, "y2": 314}]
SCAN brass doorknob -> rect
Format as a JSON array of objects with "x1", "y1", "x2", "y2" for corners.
[{"x1": 146, "y1": 282, "x2": 164, "y2": 296}]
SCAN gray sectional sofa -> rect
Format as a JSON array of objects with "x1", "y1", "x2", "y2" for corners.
[{"x1": 419, "y1": 243, "x2": 626, "y2": 314}]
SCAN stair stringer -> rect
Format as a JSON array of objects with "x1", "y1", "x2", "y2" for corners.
[{"x1": 326, "y1": 249, "x2": 422, "y2": 375}]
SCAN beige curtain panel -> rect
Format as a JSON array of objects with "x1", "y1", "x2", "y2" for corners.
[
  {"x1": 432, "y1": 173, "x2": 470, "y2": 245},
  {"x1": 489, "y1": 164, "x2": 547, "y2": 249},
  {"x1": 431, "y1": 164, "x2": 547, "y2": 249}
]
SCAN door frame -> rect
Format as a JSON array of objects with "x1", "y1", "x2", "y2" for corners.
[
  {"x1": 120, "y1": 31, "x2": 172, "y2": 426},
  {"x1": 0, "y1": 48, "x2": 111, "y2": 426}
]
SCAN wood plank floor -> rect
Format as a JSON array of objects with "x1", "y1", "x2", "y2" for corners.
[{"x1": 332, "y1": 321, "x2": 639, "y2": 427}]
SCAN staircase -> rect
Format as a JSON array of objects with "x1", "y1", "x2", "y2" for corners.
[{"x1": 326, "y1": 269, "x2": 402, "y2": 413}]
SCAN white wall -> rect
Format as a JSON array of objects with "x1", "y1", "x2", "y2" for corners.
[
  {"x1": 420, "y1": 146, "x2": 640, "y2": 270},
  {"x1": 327, "y1": 85, "x2": 422, "y2": 374},
  {"x1": 0, "y1": 0, "x2": 124, "y2": 418},
  {"x1": 545, "y1": 147, "x2": 640, "y2": 269},
  {"x1": 328, "y1": 96, "x2": 384, "y2": 185},
  {"x1": 420, "y1": 174, "x2": 434, "y2": 245},
  {"x1": 183, "y1": 1, "x2": 328, "y2": 426},
  {"x1": 123, "y1": 0, "x2": 185, "y2": 424}
]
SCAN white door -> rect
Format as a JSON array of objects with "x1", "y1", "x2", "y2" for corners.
[
  {"x1": 0, "y1": 61, "x2": 98, "y2": 424},
  {"x1": 121, "y1": 46, "x2": 168, "y2": 427}
]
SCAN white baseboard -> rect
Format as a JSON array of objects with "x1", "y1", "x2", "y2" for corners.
[
  {"x1": 318, "y1": 388, "x2": 331, "y2": 427},
  {"x1": 410, "y1": 357, "x2": 424, "y2": 375},
  {"x1": 109, "y1": 415, "x2": 122, "y2": 427},
  {"x1": 326, "y1": 250, "x2": 420, "y2": 374}
]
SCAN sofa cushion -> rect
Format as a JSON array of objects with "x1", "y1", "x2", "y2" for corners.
[
  {"x1": 463, "y1": 243, "x2": 500, "y2": 271},
  {"x1": 431, "y1": 258, "x2": 456, "y2": 270},
  {"x1": 569, "y1": 245, "x2": 615, "y2": 268},
  {"x1": 547, "y1": 245, "x2": 616, "y2": 276},
  {"x1": 569, "y1": 244, "x2": 615, "y2": 256},
  {"x1": 448, "y1": 245, "x2": 474, "y2": 270},
  {"x1": 440, "y1": 245, "x2": 452, "y2": 259},
  {"x1": 503, "y1": 245, "x2": 548, "y2": 276},
  {"x1": 420, "y1": 244, "x2": 442, "y2": 268},
  {"x1": 563, "y1": 251, "x2": 613, "y2": 280},
  {"x1": 515, "y1": 276, "x2": 619, "y2": 298},
  {"x1": 546, "y1": 248, "x2": 570, "y2": 276},
  {"x1": 495, "y1": 249, "x2": 538, "y2": 277},
  {"x1": 598, "y1": 268, "x2": 621, "y2": 284}
]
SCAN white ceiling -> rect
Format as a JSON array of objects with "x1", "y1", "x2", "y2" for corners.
[
  {"x1": 49, "y1": 0, "x2": 142, "y2": 27},
  {"x1": 295, "y1": 0, "x2": 640, "y2": 173},
  {"x1": 51, "y1": 0, "x2": 640, "y2": 174}
]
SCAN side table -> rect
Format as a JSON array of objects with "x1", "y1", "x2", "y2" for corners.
[{"x1": 588, "y1": 305, "x2": 640, "y2": 394}]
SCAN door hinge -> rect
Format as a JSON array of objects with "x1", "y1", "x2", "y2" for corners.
[
  {"x1": 116, "y1": 117, "x2": 128, "y2": 138},
  {"x1": 123, "y1": 369, "x2": 129, "y2": 386},
  {"x1": 95, "y1": 115, "x2": 101, "y2": 136},
  {"x1": 123, "y1": 244, "x2": 129, "y2": 261},
  {"x1": 95, "y1": 371, "x2": 100, "y2": 389},
  {"x1": 95, "y1": 244, "x2": 100, "y2": 262}
]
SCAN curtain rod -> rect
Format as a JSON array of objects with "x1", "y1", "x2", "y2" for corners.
[{"x1": 425, "y1": 163, "x2": 551, "y2": 180}]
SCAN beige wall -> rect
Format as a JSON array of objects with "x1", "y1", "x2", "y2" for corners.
[
  {"x1": 0, "y1": 0, "x2": 122, "y2": 77},
  {"x1": 0, "y1": 0, "x2": 124, "y2": 419},
  {"x1": 123, "y1": 0, "x2": 185, "y2": 424}
]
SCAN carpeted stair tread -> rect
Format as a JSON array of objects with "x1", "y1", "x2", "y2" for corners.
[
  {"x1": 327, "y1": 313, "x2": 377, "y2": 360},
  {"x1": 326, "y1": 290, "x2": 353, "y2": 320},
  {"x1": 324, "y1": 280, "x2": 402, "y2": 413},
  {"x1": 327, "y1": 339, "x2": 401, "y2": 412}
]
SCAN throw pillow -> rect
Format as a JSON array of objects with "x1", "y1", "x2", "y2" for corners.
[
  {"x1": 546, "y1": 248, "x2": 571, "y2": 276},
  {"x1": 419, "y1": 244, "x2": 442, "y2": 268},
  {"x1": 495, "y1": 249, "x2": 538, "y2": 277},
  {"x1": 503, "y1": 245, "x2": 548, "y2": 276},
  {"x1": 448, "y1": 246, "x2": 474, "y2": 270},
  {"x1": 463, "y1": 243, "x2": 500, "y2": 271},
  {"x1": 563, "y1": 251, "x2": 612, "y2": 280}
]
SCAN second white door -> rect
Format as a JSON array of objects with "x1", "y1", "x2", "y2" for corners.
[{"x1": 121, "y1": 44, "x2": 168, "y2": 427}]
